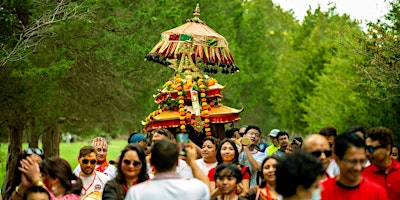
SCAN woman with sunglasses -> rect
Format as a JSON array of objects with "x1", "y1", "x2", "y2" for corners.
[
  {"x1": 17, "y1": 157, "x2": 83, "y2": 200},
  {"x1": 102, "y1": 144, "x2": 149, "y2": 200},
  {"x1": 5, "y1": 148, "x2": 44, "y2": 200},
  {"x1": 245, "y1": 156, "x2": 280, "y2": 200},
  {"x1": 208, "y1": 138, "x2": 251, "y2": 197}
]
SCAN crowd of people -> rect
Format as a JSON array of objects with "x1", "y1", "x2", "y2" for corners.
[{"x1": 3, "y1": 125, "x2": 400, "y2": 200}]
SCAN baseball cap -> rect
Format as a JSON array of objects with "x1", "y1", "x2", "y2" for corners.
[
  {"x1": 129, "y1": 134, "x2": 146, "y2": 144},
  {"x1": 269, "y1": 129, "x2": 280, "y2": 137}
]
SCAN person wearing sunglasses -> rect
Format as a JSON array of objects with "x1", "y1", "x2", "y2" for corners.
[
  {"x1": 76, "y1": 145, "x2": 110, "y2": 199},
  {"x1": 102, "y1": 144, "x2": 149, "y2": 200},
  {"x1": 320, "y1": 132, "x2": 388, "y2": 200},
  {"x1": 319, "y1": 126, "x2": 340, "y2": 178},
  {"x1": 4, "y1": 148, "x2": 44, "y2": 200},
  {"x1": 363, "y1": 126, "x2": 400, "y2": 200},
  {"x1": 302, "y1": 134, "x2": 333, "y2": 180},
  {"x1": 73, "y1": 137, "x2": 117, "y2": 180}
]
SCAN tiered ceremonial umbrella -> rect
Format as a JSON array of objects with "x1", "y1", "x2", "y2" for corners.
[
  {"x1": 142, "y1": 4, "x2": 243, "y2": 140},
  {"x1": 145, "y1": 3, "x2": 239, "y2": 74}
]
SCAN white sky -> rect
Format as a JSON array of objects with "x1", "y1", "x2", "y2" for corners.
[{"x1": 271, "y1": 0, "x2": 392, "y2": 24}]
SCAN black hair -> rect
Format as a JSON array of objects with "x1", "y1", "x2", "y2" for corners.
[
  {"x1": 276, "y1": 131, "x2": 289, "y2": 140},
  {"x1": 150, "y1": 140, "x2": 178, "y2": 172},
  {"x1": 214, "y1": 163, "x2": 243, "y2": 184},
  {"x1": 23, "y1": 186, "x2": 50, "y2": 200},
  {"x1": 244, "y1": 125, "x2": 262, "y2": 136},
  {"x1": 293, "y1": 136, "x2": 303, "y2": 148},
  {"x1": 216, "y1": 138, "x2": 240, "y2": 165},
  {"x1": 276, "y1": 151, "x2": 324, "y2": 197},
  {"x1": 347, "y1": 126, "x2": 366, "y2": 135},
  {"x1": 258, "y1": 155, "x2": 280, "y2": 188},
  {"x1": 334, "y1": 132, "x2": 365, "y2": 159},
  {"x1": 117, "y1": 144, "x2": 149, "y2": 184},
  {"x1": 225, "y1": 128, "x2": 239, "y2": 138},
  {"x1": 392, "y1": 145, "x2": 400, "y2": 161},
  {"x1": 202, "y1": 136, "x2": 220, "y2": 149}
]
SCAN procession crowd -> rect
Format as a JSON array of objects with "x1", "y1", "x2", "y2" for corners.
[{"x1": 3, "y1": 125, "x2": 400, "y2": 200}]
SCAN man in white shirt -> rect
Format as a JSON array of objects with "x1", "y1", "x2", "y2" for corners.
[
  {"x1": 75, "y1": 145, "x2": 110, "y2": 199},
  {"x1": 239, "y1": 125, "x2": 266, "y2": 187},
  {"x1": 125, "y1": 140, "x2": 209, "y2": 200},
  {"x1": 73, "y1": 137, "x2": 117, "y2": 179}
]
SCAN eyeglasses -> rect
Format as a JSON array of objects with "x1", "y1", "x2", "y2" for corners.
[
  {"x1": 82, "y1": 159, "x2": 97, "y2": 165},
  {"x1": 24, "y1": 148, "x2": 44, "y2": 156},
  {"x1": 247, "y1": 132, "x2": 260, "y2": 137},
  {"x1": 341, "y1": 158, "x2": 367, "y2": 166},
  {"x1": 310, "y1": 150, "x2": 332, "y2": 158},
  {"x1": 122, "y1": 159, "x2": 142, "y2": 167},
  {"x1": 366, "y1": 145, "x2": 387, "y2": 153}
]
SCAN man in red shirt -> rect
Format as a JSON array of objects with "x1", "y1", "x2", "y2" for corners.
[
  {"x1": 363, "y1": 126, "x2": 400, "y2": 200},
  {"x1": 321, "y1": 131, "x2": 388, "y2": 200}
]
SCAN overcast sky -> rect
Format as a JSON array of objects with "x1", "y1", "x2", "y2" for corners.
[{"x1": 271, "y1": 0, "x2": 392, "y2": 24}]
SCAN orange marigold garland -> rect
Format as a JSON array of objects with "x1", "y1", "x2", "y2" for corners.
[
  {"x1": 198, "y1": 78, "x2": 211, "y2": 136},
  {"x1": 176, "y1": 76, "x2": 186, "y2": 133}
]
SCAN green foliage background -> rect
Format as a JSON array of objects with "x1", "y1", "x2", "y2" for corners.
[{"x1": 1, "y1": 0, "x2": 399, "y2": 142}]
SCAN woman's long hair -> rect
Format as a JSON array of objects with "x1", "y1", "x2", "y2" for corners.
[
  {"x1": 40, "y1": 157, "x2": 83, "y2": 195},
  {"x1": 216, "y1": 138, "x2": 239, "y2": 165},
  {"x1": 258, "y1": 155, "x2": 279, "y2": 188},
  {"x1": 116, "y1": 144, "x2": 149, "y2": 184}
]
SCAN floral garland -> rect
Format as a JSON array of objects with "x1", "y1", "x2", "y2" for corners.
[{"x1": 145, "y1": 74, "x2": 219, "y2": 137}]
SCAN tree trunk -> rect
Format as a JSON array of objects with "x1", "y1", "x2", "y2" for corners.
[
  {"x1": 3, "y1": 125, "x2": 24, "y2": 194},
  {"x1": 28, "y1": 120, "x2": 40, "y2": 148},
  {"x1": 42, "y1": 122, "x2": 60, "y2": 158}
]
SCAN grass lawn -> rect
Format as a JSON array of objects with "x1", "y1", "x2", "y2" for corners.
[{"x1": 0, "y1": 140, "x2": 126, "y2": 189}]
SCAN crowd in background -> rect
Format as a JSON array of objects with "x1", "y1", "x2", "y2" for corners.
[{"x1": 3, "y1": 124, "x2": 400, "y2": 200}]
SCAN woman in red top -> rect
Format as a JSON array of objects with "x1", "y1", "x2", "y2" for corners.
[
  {"x1": 102, "y1": 144, "x2": 149, "y2": 200},
  {"x1": 245, "y1": 156, "x2": 280, "y2": 200},
  {"x1": 208, "y1": 138, "x2": 251, "y2": 197}
]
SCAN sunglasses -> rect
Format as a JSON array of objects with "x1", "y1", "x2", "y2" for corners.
[
  {"x1": 310, "y1": 150, "x2": 332, "y2": 158},
  {"x1": 24, "y1": 148, "x2": 44, "y2": 156},
  {"x1": 82, "y1": 159, "x2": 97, "y2": 165},
  {"x1": 122, "y1": 159, "x2": 142, "y2": 167},
  {"x1": 366, "y1": 145, "x2": 387, "y2": 153}
]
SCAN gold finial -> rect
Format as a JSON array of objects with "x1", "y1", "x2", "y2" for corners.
[
  {"x1": 193, "y1": 3, "x2": 200, "y2": 19},
  {"x1": 188, "y1": 3, "x2": 204, "y2": 23}
]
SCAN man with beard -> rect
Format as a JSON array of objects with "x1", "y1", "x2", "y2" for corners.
[
  {"x1": 76, "y1": 145, "x2": 110, "y2": 199},
  {"x1": 272, "y1": 131, "x2": 289, "y2": 158},
  {"x1": 238, "y1": 125, "x2": 266, "y2": 187},
  {"x1": 363, "y1": 126, "x2": 400, "y2": 200},
  {"x1": 73, "y1": 137, "x2": 117, "y2": 179},
  {"x1": 320, "y1": 132, "x2": 388, "y2": 200},
  {"x1": 302, "y1": 134, "x2": 333, "y2": 180}
]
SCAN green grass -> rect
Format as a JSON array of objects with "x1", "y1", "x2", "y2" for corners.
[{"x1": 0, "y1": 140, "x2": 127, "y2": 189}]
